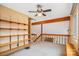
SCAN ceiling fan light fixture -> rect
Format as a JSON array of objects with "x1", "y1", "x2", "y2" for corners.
[
  {"x1": 29, "y1": 4, "x2": 51, "y2": 16},
  {"x1": 37, "y1": 13, "x2": 43, "y2": 16}
]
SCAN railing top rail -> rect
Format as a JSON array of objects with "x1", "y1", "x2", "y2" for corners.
[
  {"x1": 31, "y1": 34, "x2": 37, "y2": 35},
  {"x1": 42, "y1": 34, "x2": 70, "y2": 36}
]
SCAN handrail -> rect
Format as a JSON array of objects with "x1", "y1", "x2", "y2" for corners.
[
  {"x1": 31, "y1": 34, "x2": 70, "y2": 45},
  {"x1": 31, "y1": 34, "x2": 37, "y2": 36},
  {"x1": 33, "y1": 34, "x2": 42, "y2": 42}
]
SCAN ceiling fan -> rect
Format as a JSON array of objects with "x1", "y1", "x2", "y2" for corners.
[{"x1": 28, "y1": 4, "x2": 52, "y2": 16}]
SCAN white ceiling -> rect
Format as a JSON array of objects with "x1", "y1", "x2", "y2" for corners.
[{"x1": 1, "y1": 3, "x2": 73, "y2": 22}]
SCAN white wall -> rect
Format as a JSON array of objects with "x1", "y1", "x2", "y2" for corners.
[
  {"x1": 32, "y1": 24, "x2": 41, "y2": 35},
  {"x1": 32, "y1": 21, "x2": 69, "y2": 34}
]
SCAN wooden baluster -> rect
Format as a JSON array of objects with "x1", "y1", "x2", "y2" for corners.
[
  {"x1": 50, "y1": 36, "x2": 51, "y2": 41},
  {"x1": 43, "y1": 35, "x2": 44, "y2": 40},
  {"x1": 51, "y1": 35, "x2": 53, "y2": 42},
  {"x1": 65, "y1": 36, "x2": 66, "y2": 44},
  {"x1": 65, "y1": 36, "x2": 67, "y2": 45},
  {"x1": 65, "y1": 36, "x2": 66, "y2": 45},
  {"x1": 62, "y1": 35, "x2": 63, "y2": 45},
  {"x1": 55, "y1": 36, "x2": 57, "y2": 44},
  {"x1": 47, "y1": 35, "x2": 48, "y2": 40},
  {"x1": 56, "y1": 36, "x2": 58, "y2": 44},
  {"x1": 63, "y1": 36, "x2": 66, "y2": 45},
  {"x1": 63, "y1": 36, "x2": 64, "y2": 45},
  {"x1": 60, "y1": 36, "x2": 61, "y2": 44},
  {"x1": 45, "y1": 35, "x2": 46, "y2": 42},
  {"x1": 67, "y1": 36, "x2": 69, "y2": 43},
  {"x1": 42, "y1": 35, "x2": 43, "y2": 41},
  {"x1": 35, "y1": 35, "x2": 36, "y2": 39},
  {"x1": 65, "y1": 36, "x2": 68, "y2": 44},
  {"x1": 53, "y1": 36, "x2": 55, "y2": 44},
  {"x1": 43, "y1": 35, "x2": 45, "y2": 41},
  {"x1": 51, "y1": 36, "x2": 53, "y2": 43},
  {"x1": 45, "y1": 35, "x2": 46, "y2": 41},
  {"x1": 44, "y1": 35, "x2": 46, "y2": 41},
  {"x1": 34, "y1": 35, "x2": 35, "y2": 39},
  {"x1": 57, "y1": 36, "x2": 58, "y2": 44},
  {"x1": 55, "y1": 36, "x2": 56, "y2": 44},
  {"x1": 53, "y1": 36, "x2": 55, "y2": 43},
  {"x1": 52, "y1": 36, "x2": 54, "y2": 44},
  {"x1": 59, "y1": 36, "x2": 60, "y2": 44},
  {"x1": 58, "y1": 36, "x2": 59, "y2": 44},
  {"x1": 49, "y1": 36, "x2": 51, "y2": 40},
  {"x1": 64, "y1": 36, "x2": 65, "y2": 45},
  {"x1": 57, "y1": 36, "x2": 59, "y2": 44},
  {"x1": 48, "y1": 35, "x2": 49, "y2": 40}
]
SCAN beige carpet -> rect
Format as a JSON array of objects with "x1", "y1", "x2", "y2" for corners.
[{"x1": 10, "y1": 42, "x2": 65, "y2": 56}]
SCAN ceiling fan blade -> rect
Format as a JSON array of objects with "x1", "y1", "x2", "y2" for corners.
[
  {"x1": 28, "y1": 11, "x2": 37, "y2": 13},
  {"x1": 43, "y1": 9, "x2": 52, "y2": 12},
  {"x1": 42, "y1": 13, "x2": 46, "y2": 16}
]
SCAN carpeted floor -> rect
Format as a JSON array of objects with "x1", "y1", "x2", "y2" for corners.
[{"x1": 9, "y1": 42, "x2": 65, "y2": 56}]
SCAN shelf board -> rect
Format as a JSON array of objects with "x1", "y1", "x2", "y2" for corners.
[
  {"x1": 0, "y1": 19, "x2": 28, "y2": 25},
  {"x1": 0, "y1": 34, "x2": 28, "y2": 38},
  {"x1": 0, "y1": 39, "x2": 28, "y2": 47},
  {"x1": 0, "y1": 42, "x2": 10, "y2": 47},
  {"x1": 0, "y1": 28, "x2": 28, "y2": 30}
]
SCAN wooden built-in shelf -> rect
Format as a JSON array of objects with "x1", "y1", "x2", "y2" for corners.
[{"x1": 0, "y1": 5, "x2": 31, "y2": 56}]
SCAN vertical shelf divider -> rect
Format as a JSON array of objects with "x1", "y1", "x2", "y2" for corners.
[
  {"x1": 17, "y1": 19, "x2": 19, "y2": 47},
  {"x1": 10, "y1": 16, "x2": 12, "y2": 51}
]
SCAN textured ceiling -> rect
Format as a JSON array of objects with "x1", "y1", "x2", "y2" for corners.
[{"x1": 1, "y1": 3, "x2": 73, "y2": 22}]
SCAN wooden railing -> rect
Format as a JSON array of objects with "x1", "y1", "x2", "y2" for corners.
[
  {"x1": 33, "y1": 34, "x2": 42, "y2": 42},
  {"x1": 31, "y1": 34, "x2": 70, "y2": 45},
  {"x1": 42, "y1": 34, "x2": 70, "y2": 45},
  {"x1": 31, "y1": 34, "x2": 42, "y2": 42}
]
